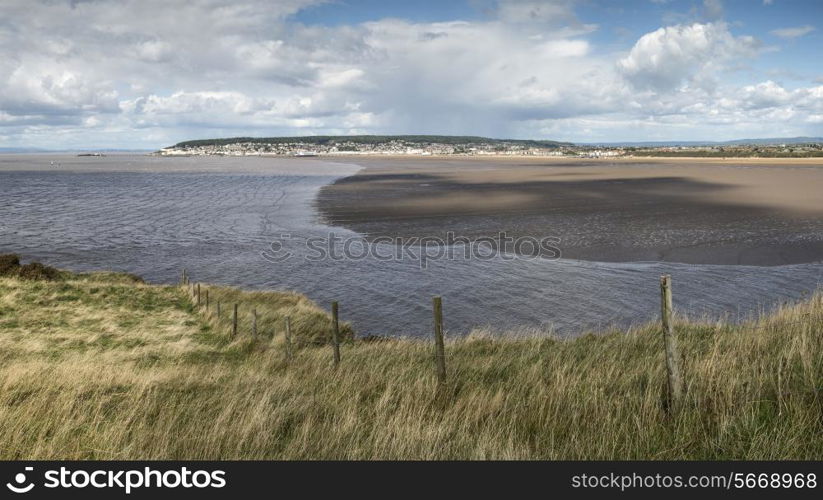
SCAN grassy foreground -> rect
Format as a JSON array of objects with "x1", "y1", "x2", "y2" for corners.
[{"x1": 0, "y1": 266, "x2": 820, "y2": 459}]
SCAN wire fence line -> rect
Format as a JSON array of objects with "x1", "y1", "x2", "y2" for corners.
[
  {"x1": 178, "y1": 268, "x2": 821, "y2": 411},
  {"x1": 180, "y1": 267, "x2": 821, "y2": 340}
]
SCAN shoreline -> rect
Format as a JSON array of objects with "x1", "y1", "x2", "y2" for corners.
[
  {"x1": 154, "y1": 151, "x2": 823, "y2": 166},
  {"x1": 321, "y1": 153, "x2": 823, "y2": 164}
]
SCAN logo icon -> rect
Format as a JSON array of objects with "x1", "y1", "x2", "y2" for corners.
[{"x1": 6, "y1": 467, "x2": 35, "y2": 494}]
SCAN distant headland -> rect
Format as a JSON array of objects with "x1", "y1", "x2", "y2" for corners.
[{"x1": 156, "y1": 135, "x2": 823, "y2": 158}]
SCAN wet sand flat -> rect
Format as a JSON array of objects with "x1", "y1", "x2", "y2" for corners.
[{"x1": 316, "y1": 156, "x2": 823, "y2": 265}]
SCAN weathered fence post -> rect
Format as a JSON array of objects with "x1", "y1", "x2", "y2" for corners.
[
  {"x1": 433, "y1": 296, "x2": 446, "y2": 386},
  {"x1": 331, "y1": 301, "x2": 341, "y2": 368},
  {"x1": 196, "y1": 283, "x2": 201, "y2": 306},
  {"x1": 232, "y1": 303, "x2": 238, "y2": 337},
  {"x1": 660, "y1": 275, "x2": 684, "y2": 412},
  {"x1": 180, "y1": 268, "x2": 186, "y2": 285},
  {"x1": 284, "y1": 316, "x2": 294, "y2": 362},
  {"x1": 216, "y1": 301, "x2": 221, "y2": 319},
  {"x1": 205, "y1": 289, "x2": 209, "y2": 310},
  {"x1": 252, "y1": 308, "x2": 257, "y2": 337}
]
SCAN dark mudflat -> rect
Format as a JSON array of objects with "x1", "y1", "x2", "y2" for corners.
[{"x1": 316, "y1": 157, "x2": 823, "y2": 266}]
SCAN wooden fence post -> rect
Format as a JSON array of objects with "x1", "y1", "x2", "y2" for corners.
[
  {"x1": 331, "y1": 301, "x2": 341, "y2": 368},
  {"x1": 205, "y1": 289, "x2": 209, "y2": 310},
  {"x1": 433, "y1": 296, "x2": 446, "y2": 386},
  {"x1": 660, "y1": 275, "x2": 684, "y2": 412},
  {"x1": 216, "y1": 301, "x2": 221, "y2": 319},
  {"x1": 285, "y1": 316, "x2": 293, "y2": 362},
  {"x1": 196, "y1": 283, "x2": 201, "y2": 306},
  {"x1": 232, "y1": 303, "x2": 238, "y2": 338},
  {"x1": 252, "y1": 308, "x2": 257, "y2": 337}
]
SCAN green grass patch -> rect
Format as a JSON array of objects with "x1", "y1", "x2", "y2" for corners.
[{"x1": 0, "y1": 267, "x2": 819, "y2": 460}]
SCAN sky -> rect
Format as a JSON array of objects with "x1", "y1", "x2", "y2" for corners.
[{"x1": 0, "y1": 0, "x2": 821, "y2": 149}]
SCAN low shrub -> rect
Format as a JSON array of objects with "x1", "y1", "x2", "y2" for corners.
[
  {"x1": 0, "y1": 254, "x2": 21, "y2": 275},
  {"x1": 0, "y1": 254, "x2": 62, "y2": 281}
]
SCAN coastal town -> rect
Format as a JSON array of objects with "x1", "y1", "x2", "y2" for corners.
[
  {"x1": 158, "y1": 136, "x2": 582, "y2": 157},
  {"x1": 157, "y1": 135, "x2": 823, "y2": 158}
]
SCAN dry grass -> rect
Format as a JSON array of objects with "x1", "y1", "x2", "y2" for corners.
[{"x1": 0, "y1": 271, "x2": 820, "y2": 459}]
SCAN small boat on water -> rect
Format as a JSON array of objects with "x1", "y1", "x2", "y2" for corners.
[{"x1": 294, "y1": 151, "x2": 318, "y2": 157}]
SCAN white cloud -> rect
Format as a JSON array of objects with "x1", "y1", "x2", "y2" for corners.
[
  {"x1": 131, "y1": 91, "x2": 265, "y2": 116},
  {"x1": 617, "y1": 22, "x2": 759, "y2": 91},
  {"x1": 134, "y1": 40, "x2": 173, "y2": 63},
  {"x1": 739, "y1": 81, "x2": 789, "y2": 109},
  {"x1": 0, "y1": 62, "x2": 120, "y2": 116},
  {"x1": 0, "y1": 0, "x2": 820, "y2": 147},
  {"x1": 769, "y1": 25, "x2": 815, "y2": 39},
  {"x1": 0, "y1": 0, "x2": 323, "y2": 134}
]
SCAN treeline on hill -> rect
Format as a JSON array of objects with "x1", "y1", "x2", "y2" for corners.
[{"x1": 172, "y1": 135, "x2": 573, "y2": 149}]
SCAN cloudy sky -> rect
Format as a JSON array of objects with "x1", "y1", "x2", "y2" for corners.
[{"x1": 1, "y1": 0, "x2": 821, "y2": 149}]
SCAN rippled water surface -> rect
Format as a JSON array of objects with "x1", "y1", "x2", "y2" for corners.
[{"x1": 1, "y1": 154, "x2": 821, "y2": 337}]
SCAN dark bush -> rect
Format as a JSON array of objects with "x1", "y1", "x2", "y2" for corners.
[
  {"x1": 0, "y1": 254, "x2": 21, "y2": 276},
  {"x1": 16, "y1": 262, "x2": 62, "y2": 281},
  {"x1": 0, "y1": 254, "x2": 62, "y2": 281},
  {"x1": 121, "y1": 273, "x2": 145, "y2": 284}
]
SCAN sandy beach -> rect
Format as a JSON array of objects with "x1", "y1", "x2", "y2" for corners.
[{"x1": 316, "y1": 156, "x2": 823, "y2": 265}]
